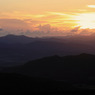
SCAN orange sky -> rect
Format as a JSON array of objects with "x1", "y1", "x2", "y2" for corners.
[{"x1": 0, "y1": 0, "x2": 95, "y2": 36}]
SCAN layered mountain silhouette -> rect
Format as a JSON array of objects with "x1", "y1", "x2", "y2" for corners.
[
  {"x1": 1, "y1": 35, "x2": 95, "y2": 94},
  {"x1": 0, "y1": 35, "x2": 95, "y2": 66}
]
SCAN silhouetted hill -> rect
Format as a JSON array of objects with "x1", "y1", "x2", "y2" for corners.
[
  {"x1": 0, "y1": 72, "x2": 95, "y2": 94},
  {"x1": 2, "y1": 53, "x2": 95, "y2": 94},
  {"x1": 3, "y1": 53, "x2": 95, "y2": 85},
  {"x1": 0, "y1": 72, "x2": 71, "y2": 94}
]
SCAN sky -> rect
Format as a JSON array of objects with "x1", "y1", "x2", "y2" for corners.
[{"x1": 0, "y1": 0, "x2": 95, "y2": 37}]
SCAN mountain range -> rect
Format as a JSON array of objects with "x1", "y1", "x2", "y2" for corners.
[{"x1": 0, "y1": 34, "x2": 95, "y2": 66}]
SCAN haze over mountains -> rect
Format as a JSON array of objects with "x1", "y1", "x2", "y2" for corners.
[{"x1": 0, "y1": 34, "x2": 95, "y2": 66}]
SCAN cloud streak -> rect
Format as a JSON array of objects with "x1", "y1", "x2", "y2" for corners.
[{"x1": 87, "y1": 5, "x2": 95, "y2": 8}]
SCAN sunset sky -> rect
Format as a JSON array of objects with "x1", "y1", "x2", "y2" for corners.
[{"x1": 0, "y1": 0, "x2": 95, "y2": 37}]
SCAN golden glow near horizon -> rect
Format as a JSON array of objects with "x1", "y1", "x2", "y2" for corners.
[
  {"x1": 75, "y1": 13, "x2": 95, "y2": 29},
  {"x1": 0, "y1": 0, "x2": 95, "y2": 36}
]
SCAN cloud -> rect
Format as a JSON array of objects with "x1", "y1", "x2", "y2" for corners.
[
  {"x1": 0, "y1": 11, "x2": 95, "y2": 37},
  {"x1": 71, "y1": 27, "x2": 80, "y2": 32},
  {"x1": 0, "y1": 11, "x2": 77, "y2": 31},
  {"x1": 37, "y1": 24, "x2": 51, "y2": 32},
  {"x1": 48, "y1": 12, "x2": 67, "y2": 16},
  {"x1": 24, "y1": 19, "x2": 47, "y2": 25},
  {"x1": 0, "y1": 19, "x2": 30, "y2": 31},
  {"x1": 87, "y1": 5, "x2": 95, "y2": 8}
]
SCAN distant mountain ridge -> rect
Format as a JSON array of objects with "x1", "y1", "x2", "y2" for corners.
[
  {"x1": 0, "y1": 34, "x2": 37, "y2": 44},
  {"x1": 0, "y1": 34, "x2": 95, "y2": 66}
]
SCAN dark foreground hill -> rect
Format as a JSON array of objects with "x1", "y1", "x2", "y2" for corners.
[
  {"x1": 2, "y1": 53, "x2": 95, "y2": 93},
  {"x1": 4, "y1": 53, "x2": 95, "y2": 81},
  {"x1": 0, "y1": 72, "x2": 95, "y2": 94},
  {"x1": 0, "y1": 54, "x2": 95, "y2": 95}
]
